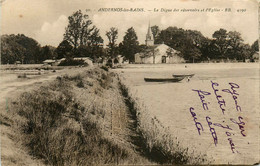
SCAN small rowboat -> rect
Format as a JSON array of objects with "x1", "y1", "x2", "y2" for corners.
[
  {"x1": 144, "y1": 77, "x2": 185, "y2": 82},
  {"x1": 172, "y1": 74, "x2": 195, "y2": 78}
]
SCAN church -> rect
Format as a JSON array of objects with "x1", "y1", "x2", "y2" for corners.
[{"x1": 134, "y1": 23, "x2": 185, "y2": 64}]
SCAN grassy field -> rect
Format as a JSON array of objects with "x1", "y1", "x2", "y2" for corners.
[{"x1": 1, "y1": 65, "x2": 209, "y2": 165}]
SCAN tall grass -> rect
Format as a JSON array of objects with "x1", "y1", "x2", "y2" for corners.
[
  {"x1": 9, "y1": 69, "x2": 149, "y2": 165},
  {"x1": 7, "y1": 67, "x2": 209, "y2": 165},
  {"x1": 118, "y1": 77, "x2": 209, "y2": 165}
]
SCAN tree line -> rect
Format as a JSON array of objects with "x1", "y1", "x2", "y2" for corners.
[
  {"x1": 151, "y1": 26, "x2": 259, "y2": 62},
  {"x1": 1, "y1": 34, "x2": 57, "y2": 64},
  {"x1": 1, "y1": 9, "x2": 258, "y2": 64}
]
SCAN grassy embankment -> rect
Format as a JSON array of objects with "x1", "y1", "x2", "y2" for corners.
[{"x1": 1, "y1": 66, "x2": 208, "y2": 165}]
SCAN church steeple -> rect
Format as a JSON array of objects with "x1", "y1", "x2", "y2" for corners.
[{"x1": 145, "y1": 21, "x2": 154, "y2": 46}]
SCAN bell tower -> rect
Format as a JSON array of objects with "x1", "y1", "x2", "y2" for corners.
[{"x1": 145, "y1": 22, "x2": 154, "y2": 46}]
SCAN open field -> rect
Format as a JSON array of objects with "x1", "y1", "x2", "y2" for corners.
[{"x1": 115, "y1": 63, "x2": 260, "y2": 165}]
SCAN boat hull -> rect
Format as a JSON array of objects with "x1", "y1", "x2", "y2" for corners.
[
  {"x1": 144, "y1": 77, "x2": 184, "y2": 82},
  {"x1": 172, "y1": 74, "x2": 195, "y2": 78}
]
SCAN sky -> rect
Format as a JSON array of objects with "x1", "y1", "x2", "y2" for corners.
[{"x1": 1, "y1": 0, "x2": 259, "y2": 47}]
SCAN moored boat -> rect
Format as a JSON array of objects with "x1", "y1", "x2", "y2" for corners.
[
  {"x1": 172, "y1": 74, "x2": 195, "y2": 78},
  {"x1": 144, "y1": 77, "x2": 185, "y2": 82}
]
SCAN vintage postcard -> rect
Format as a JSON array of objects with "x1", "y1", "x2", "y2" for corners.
[{"x1": 1, "y1": 0, "x2": 259, "y2": 165}]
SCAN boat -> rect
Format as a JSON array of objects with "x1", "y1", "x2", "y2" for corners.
[
  {"x1": 144, "y1": 77, "x2": 185, "y2": 82},
  {"x1": 172, "y1": 74, "x2": 195, "y2": 78}
]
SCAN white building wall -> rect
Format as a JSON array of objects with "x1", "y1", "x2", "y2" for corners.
[
  {"x1": 135, "y1": 53, "x2": 142, "y2": 63},
  {"x1": 144, "y1": 56, "x2": 153, "y2": 63},
  {"x1": 134, "y1": 44, "x2": 184, "y2": 64},
  {"x1": 169, "y1": 56, "x2": 185, "y2": 63}
]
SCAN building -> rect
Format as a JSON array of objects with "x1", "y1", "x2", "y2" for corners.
[
  {"x1": 145, "y1": 22, "x2": 154, "y2": 46},
  {"x1": 114, "y1": 55, "x2": 124, "y2": 64},
  {"x1": 135, "y1": 44, "x2": 184, "y2": 64},
  {"x1": 135, "y1": 23, "x2": 184, "y2": 64},
  {"x1": 43, "y1": 59, "x2": 57, "y2": 66},
  {"x1": 252, "y1": 52, "x2": 259, "y2": 62},
  {"x1": 15, "y1": 61, "x2": 21, "y2": 65}
]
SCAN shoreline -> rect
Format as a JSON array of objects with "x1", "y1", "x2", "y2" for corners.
[{"x1": 120, "y1": 62, "x2": 259, "y2": 69}]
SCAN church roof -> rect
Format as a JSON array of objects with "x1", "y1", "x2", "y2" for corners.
[
  {"x1": 147, "y1": 22, "x2": 153, "y2": 38},
  {"x1": 145, "y1": 22, "x2": 154, "y2": 46}
]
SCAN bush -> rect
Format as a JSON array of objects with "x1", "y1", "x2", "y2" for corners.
[
  {"x1": 100, "y1": 65, "x2": 109, "y2": 71},
  {"x1": 58, "y1": 59, "x2": 88, "y2": 66},
  {"x1": 9, "y1": 69, "x2": 148, "y2": 165}
]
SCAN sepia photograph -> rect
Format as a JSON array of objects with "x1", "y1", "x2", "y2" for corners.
[{"x1": 0, "y1": 0, "x2": 259, "y2": 165}]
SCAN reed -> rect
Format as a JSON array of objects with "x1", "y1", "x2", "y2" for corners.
[
  {"x1": 118, "y1": 76, "x2": 209, "y2": 165},
  {"x1": 8, "y1": 68, "x2": 150, "y2": 165}
]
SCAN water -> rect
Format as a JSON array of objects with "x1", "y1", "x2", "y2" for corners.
[{"x1": 116, "y1": 63, "x2": 260, "y2": 165}]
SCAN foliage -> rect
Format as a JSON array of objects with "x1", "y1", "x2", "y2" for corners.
[
  {"x1": 106, "y1": 27, "x2": 118, "y2": 58},
  {"x1": 151, "y1": 25, "x2": 160, "y2": 44},
  {"x1": 64, "y1": 10, "x2": 95, "y2": 50},
  {"x1": 210, "y1": 29, "x2": 251, "y2": 60},
  {"x1": 56, "y1": 40, "x2": 73, "y2": 59},
  {"x1": 251, "y1": 40, "x2": 259, "y2": 56},
  {"x1": 63, "y1": 10, "x2": 104, "y2": 61},
  {"x1": 9, "y1": 68, "x2": 151, "y2": 165},
  {"x1": 1, "y1": 34, "x2": 41, "y2": 64},
  {"x1": 58, "y1": 59, "x2": 87, "y2": 66},
  {"x1": 154, "y1": 26, "x2": 257, "y2": 62},
  {"x1": 119, "y1": 27, "x2": 139, "y2": 62},
  {"x1": 0, "y1": 34, "x2": 61, "y2": 64},
  {"x1": 74, "y1": 45, "x2": 91, "y2": 57},
  {"x1": 156, "y1": 27, "x2": 204, "y2": 62},
  {"x1": 87, "y1": 28, "x2": 104, "y2": 60},
  {"x1": 39, "y1": 45, "x2": 57, "y2": 62}
]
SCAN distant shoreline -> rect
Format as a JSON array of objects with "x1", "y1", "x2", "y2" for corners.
[{"x1": 118, "y1": 62, "x2": 259, "y2": 69}]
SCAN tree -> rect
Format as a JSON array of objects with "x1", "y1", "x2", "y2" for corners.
[
  {"x1": 39, "y1": 45, "x2": 57, "y2": 62},
  {"x1": 89, "y1": 28, "x2": 103, "y2": 47},
  {"x1": 212, "y1": 28, "x2": 229, "y2": 59},
  {"x1": 156, "y1": 27, "x2": 204, "y2": 62},
  {"x1": 151, "y1": 25, "x2": 160, "y2": 44},
  {"x1": 251, "y1": 40, "x2": 259, "y2": 53},
  {"x1": 75, "y1": 45, "x2": 91, "y2": 57},
  {"x1": 226, "y1": 31, "x2": 244, "y2": 59},
  {"x1": 64, "y1": 10, "x2": 95, "y2": 50},
  {"x1": 88, "y1": 28, "x2": 104, "y2": 60},
  {"x1": 1, "y1": 35, "x2": 25, "y2": 64},
  {"x1": 200, "y1": 38, "x2": 214, "y2": 61},
  {"x1": 239, "y1": 43, "x2": 251, "y2": 60},
  {"x1": 15, "y1": 34, "x2": 41, "y2": 63},
  {"x1": 1, "y1": 34, "x2": 41, "y2": 64},
  {"x1": 119, "y1": 27, "x2": 139, "y2": 62},
  {"x1": 56, "y1": 40, "x2": 73, "y2": 59},
  {"x1": 106, "y1": 27, "x2": 118, "y2": 58}
]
